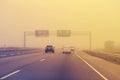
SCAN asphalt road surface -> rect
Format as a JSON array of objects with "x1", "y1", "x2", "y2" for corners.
[{"x1": 0, "y1": 51, "x2": 110, "y2": 80}]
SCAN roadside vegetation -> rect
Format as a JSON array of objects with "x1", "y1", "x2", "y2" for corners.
[
  {"x1": 83, "y1": 40, "x2": 120, "y2": 64},
  {"x1": 83, "y1": 50, "x2": 120, "y2": 64}
]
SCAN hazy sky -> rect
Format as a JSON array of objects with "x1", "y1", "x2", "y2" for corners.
[{"x1": 0, "y1": 0, "x2": 120, "y2": 49}]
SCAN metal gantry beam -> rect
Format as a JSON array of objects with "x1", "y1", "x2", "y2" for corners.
[{"x1": 23, "y1": 30, "x2": 92, "y2": 50}]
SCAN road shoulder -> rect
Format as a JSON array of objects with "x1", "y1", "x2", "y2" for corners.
[{"x1": 77, "y1": 51, "x2": 120, "y2": 80}]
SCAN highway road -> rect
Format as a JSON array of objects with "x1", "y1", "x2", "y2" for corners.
[{"x1": 0, "y1": 50, "x2": 119, "y2": 80}]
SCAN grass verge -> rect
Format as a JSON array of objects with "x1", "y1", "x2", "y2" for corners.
[{"x1": 83, "y1": 50, "x2": 120, "y2": 64}]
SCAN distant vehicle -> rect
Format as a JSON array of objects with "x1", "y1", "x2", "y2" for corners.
[
  {"x1": 70, "y1": 47, "x2": 75, "y2": 52},
  {"x1": 62, "y1": 47, "x2": 71, "y2": 54},
  {"x1": 45, "y1": 45, "x2": 55, "y2": 53}
]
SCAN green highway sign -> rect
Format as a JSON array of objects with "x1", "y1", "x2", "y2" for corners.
[
  {"x1": 57, "y1": 30, "x2": 71, "y2": 37},
  {"x1": 35, "y1": 30, "x2": 49, "y2": 37}
]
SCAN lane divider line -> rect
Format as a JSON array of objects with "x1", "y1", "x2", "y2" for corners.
[
  {"x1": 40, "y1": 59, "x2": 46, "y2": 62},
  {"x1": 76, "y1": 54, "x2": 108, "y2": 80},
  {"x1": 0, "y1": 70, "x2": 21, "y2": 80}
]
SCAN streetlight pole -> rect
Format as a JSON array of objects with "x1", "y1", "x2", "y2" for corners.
[{"x1": 23, "y1": 31, "x2": 34, "y2": 48}]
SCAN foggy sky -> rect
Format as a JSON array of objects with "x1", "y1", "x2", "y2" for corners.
[{"x1": 0, "y1": 0, "x2": 120, "y2": 49}]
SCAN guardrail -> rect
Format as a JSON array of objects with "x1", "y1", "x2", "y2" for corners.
[{"x1": 0, "y1": 48, "x2": 41, "y2": 58}]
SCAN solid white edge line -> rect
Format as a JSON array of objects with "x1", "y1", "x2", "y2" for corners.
[
  {"x1": 0, "y1": 70, "x2": 21, "y2": 80},
  {"x1": 76, "y1": 54, "x2": 108, "y2": 80}
]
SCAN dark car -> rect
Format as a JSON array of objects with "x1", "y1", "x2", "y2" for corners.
[{"x1": 45, "y1": 45, "x2": 55, "y2": 53}]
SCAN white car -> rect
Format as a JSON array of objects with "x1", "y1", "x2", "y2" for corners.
[{"x1": 62, "y1": 47, "x2": 71, "y2": 54}]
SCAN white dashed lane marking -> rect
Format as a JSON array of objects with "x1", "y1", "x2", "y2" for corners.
[
  {"x1": 0, "y1": 70, "x2": 21, "y2": 80},
  {"x1": 40, "y1": 59, "x2": 46, "y2": 62}
]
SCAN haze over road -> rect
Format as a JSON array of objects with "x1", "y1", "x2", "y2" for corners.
[
  {"x1": 0, "y1": 0, "x2": 120, "y2": 49},
  {"x1": 0, "y1": 49, "x2": 120, "y2": 80},
  {"x1": 0, "y1": 0, "x2": 120, "y2": 80}
]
